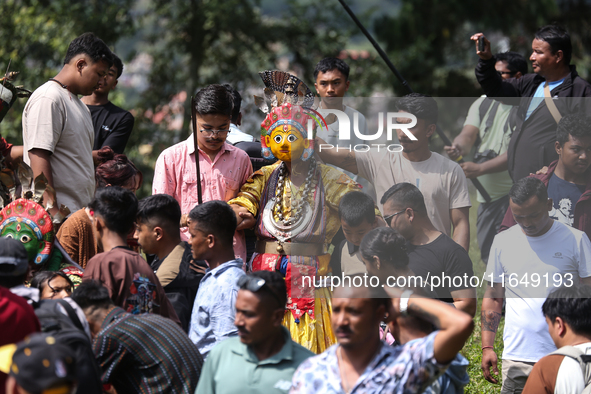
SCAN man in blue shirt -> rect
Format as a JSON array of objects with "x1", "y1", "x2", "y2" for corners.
[{"x1": 188, "y1": 200, "x2": 245, "y2": 358}]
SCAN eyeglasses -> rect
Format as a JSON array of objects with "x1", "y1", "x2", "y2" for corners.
[
  {"x1": 497, "y1": 71, "x2": 515, "y2": 77},
  {"x1": 200, "y1": 128, "x2": 230, "y2": 137},
  {"x1": 237, "y1": 275, "x2": 284, "y2": 307},
  {"x1": 383, "y1": 209, "x2": 406, "y2": 227}
]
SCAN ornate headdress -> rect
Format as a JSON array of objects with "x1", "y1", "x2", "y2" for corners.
[{"x1": 256, "y1": 71, "x2": 316, "y2": 161}]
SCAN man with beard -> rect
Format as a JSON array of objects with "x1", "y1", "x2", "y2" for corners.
[{"x1": 317, "y1": 93, "x2": 471, "y2": 251}]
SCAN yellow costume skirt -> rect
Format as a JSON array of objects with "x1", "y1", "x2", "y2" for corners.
[{"x1": 282, "y1": 286, "x2": 336, "y2": 354}]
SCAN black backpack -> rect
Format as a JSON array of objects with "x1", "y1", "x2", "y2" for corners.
[{"x1": 34, "y1": 299, "x2": 103, "y2": 394}]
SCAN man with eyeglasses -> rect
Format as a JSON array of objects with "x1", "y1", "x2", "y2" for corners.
[
  {"x1": 195, "y1": 271, "x2": 313, "y2": 394},
  {"x1": 445, "y1": 51, "x2": 527, "y2": 265},
  {"x1": 381, "y1": 182, "x2": 477, "y2": 317},
  {"x1": 153, "y1": 84, "x2": 253, "y2": 262}
]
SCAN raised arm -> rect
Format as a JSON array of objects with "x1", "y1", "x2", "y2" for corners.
[{"x1": 385, "y1": 287, "x2": 474, "y2": 364}]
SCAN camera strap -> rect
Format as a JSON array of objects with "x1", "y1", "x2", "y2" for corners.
[{"x1": 544, "y1": 82, "x2": 562, "y2": 124}]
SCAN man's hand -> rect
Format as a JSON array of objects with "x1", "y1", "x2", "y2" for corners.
[
  {"x1": 460, "y1": 161, "x2": 483, "y2": 179},
  {"x1": 534, "y1": 166, "x2": 549, "y2": 175},
  {"x1": 470, "y1": 33, "x2": 493, "y2": 61},
  {"x1": 231, "y1": 204, "x2": 256, "y2": 231},
  {"x1": 444, "y1": 144, "x2": 463, "y2": 162},
  {"x1": 481, "y1": 348, "x2": 500, "y2": 383}
]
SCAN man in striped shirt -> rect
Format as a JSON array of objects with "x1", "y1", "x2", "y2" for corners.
[{"x1": 73, "y1": 280, "x2": 203, "y2": 394}]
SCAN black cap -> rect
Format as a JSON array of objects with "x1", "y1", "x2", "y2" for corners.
[
  {"x1": 2, "y1": 333, "x2": 77, "y2": 394},
  {"x1": 0, "y1": 237, "x2": 29, "y2": 276}
]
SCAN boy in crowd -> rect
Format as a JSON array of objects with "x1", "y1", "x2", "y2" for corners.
[
  {"x1": 188, "y1": 200, "x2": 245, "y2": 358},
  {"x1": 523, "y1": 285, "x2": 591, "y2": 394},
  {"x1": 501, "y1": 113, "x2": 591, "y2": 238},
  {"x1": 329, "y1": 191, "x2": 379, "y2": 277},
  {"x1": 84, "y1": 187, "x2": 179, "y2": 323},
  {"x1": 135, "y1": 194, "x2": 206, "y2": 331},
  {"x1": 153, "y1": 84, "x2": 253, "y2": 261},
  {"x1": 82, "y1": 52, "x2": 135, "y2": 157}
]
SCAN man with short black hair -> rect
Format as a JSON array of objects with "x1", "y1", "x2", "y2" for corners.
[
  {"x1": 135, "y1": 194, "x2": 206, "y2": 331},
  {"x1": 153, "y1": 84, "x2": 253, "y2": 261},
  {"x1": 472, "y1": 25, "x2": 591, "y2": 181},
  {"x1": 23, "y1": 32, "x2": 113, "y2": 214},
  {"x1": 82, "y1": 52, "x2": 135, "y2": 157},
  {"x1": 523, "y1": 285, "x2": 591, "y2": 394},
  {"x1": 83, "y1": 187, "x2": 178, "y2": 322},
  {"x1": 501, "y1": 113, "x2": 591, "y2": 239},
  {"x1": 330, "y1": 191, "x2": 379, "y2": 277},
  {"x1": 187, "y1": 200, "x2": 246, "y2": 358},
  {"x1": 314, "y1": 57, "x2": 374, "y2": 200},
  {"x1": 482, "y1": 177, "x2": 591, "y2": 393},
  {"x1": 318, "y1": 93, "x2": 471, "y2": 250},
  {"x1": 291, "y1": 284, "x2": 474, "y2": 393},
  {"x1": 72, "y1": 280, "x2": 203, "y2": 393},
  {"x1": 445, "y1": 51, "x2": 527, "y2": 263},
  {"x1": 381, "y1": 182, "x2": 477, "y2": 316},
  {"x1": 196, "y1": 271, "x2": 313, "y2": 393}
]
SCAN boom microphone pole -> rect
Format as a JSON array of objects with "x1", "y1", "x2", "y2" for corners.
[{"x1": 336, "y1": 0, "x2": 492, "y2": 203}]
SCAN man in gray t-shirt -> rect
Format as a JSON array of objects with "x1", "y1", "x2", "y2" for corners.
[{"x1": 23, "y1": 33, "x2": 112, "y2": 214}]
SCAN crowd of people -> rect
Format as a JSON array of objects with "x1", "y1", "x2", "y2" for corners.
[{"x1": 1, "y1": 22, "x2": 591, "y2": 394}]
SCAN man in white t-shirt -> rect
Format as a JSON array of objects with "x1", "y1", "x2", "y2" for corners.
[
  {"x1": 317, "y1": 93, "x2": 471, "y2": 251},
  {"x1": 523, "y1": 285, "x2": 591, "y2": 394},
  {"x1": 313, "y1": 57, "x2": 376, "y2": 201},
  {"x1": 481, "y1": 177, "x2": 591, "y2": 394},
  {"x1": 23, "y1": 33, "x2": 113, "y2": 214}
]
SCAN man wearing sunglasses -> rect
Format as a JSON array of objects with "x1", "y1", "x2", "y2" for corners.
[
  {"x1": 381, "y1": 183, "x2": 477, "y2": 317},
  {"x1": 196, "y1": 271, "x2": 313, "y2": 394},
  {"x1": 153, "y1": 84, "x2": 253, "y2": 262}
]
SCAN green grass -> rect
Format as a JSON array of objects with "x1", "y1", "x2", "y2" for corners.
[{"x1": 462, "y1": 196, "x2": 504, "y2": 393}]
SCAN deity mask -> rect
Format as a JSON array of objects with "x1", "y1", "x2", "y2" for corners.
[
  {"x1": 261, "y1": 103, "x2": 315, "y2": 162},
  {"x1": 0, "y1": 199, "x2": 54, "y2": 265}
]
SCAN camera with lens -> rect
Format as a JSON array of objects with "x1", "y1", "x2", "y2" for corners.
[{"x1": 473, "y1": 149, "x2": 498, "y2": 164}]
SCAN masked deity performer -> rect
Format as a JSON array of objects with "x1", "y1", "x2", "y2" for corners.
[{"x1": 229, "y1": 71, "x2": 363, "y2": 353}]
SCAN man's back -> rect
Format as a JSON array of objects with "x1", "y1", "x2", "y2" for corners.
[
  {"x1": 94, "y1": 307, "x2": 203, "y2": 394},
  {"x1": 523, "y1": 342, "x2": 591, "y2": 394},
  {"x1": 23, "y1": 81, "x2": 95, "y2": 211},
  {"x1": 84, "y1": 247, "x2": 178, "y2": 321},
  {"x1": 87, "y1": 101, "x2": 134, "y2": 154}
]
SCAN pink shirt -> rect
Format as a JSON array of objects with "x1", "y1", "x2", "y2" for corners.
[{"x1": 153, "y1": 135, "x2": 253, "y2": 261}]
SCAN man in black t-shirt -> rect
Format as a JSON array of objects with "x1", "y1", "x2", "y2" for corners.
[
  {"x1": 81, "y1": 53, "x2": 134, "y2": 158},
  {"x1": 381, "y1": 182, "x2": 476, "y2": 317}
]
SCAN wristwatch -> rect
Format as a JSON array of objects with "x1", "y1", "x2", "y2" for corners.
[{"x1": 399, "y1": 289, "x2": 414, "y2": 316}]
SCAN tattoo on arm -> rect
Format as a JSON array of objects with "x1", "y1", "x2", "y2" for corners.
[
  {"x1": 339, "y1": 152, "x2": 357, "y2": 172},
  {"x1": 481, "y1": 310, "x2": 502, "y2": 333},
  {"x1": 407, "y1": 302, "x2": 441, "y2": 328}
]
